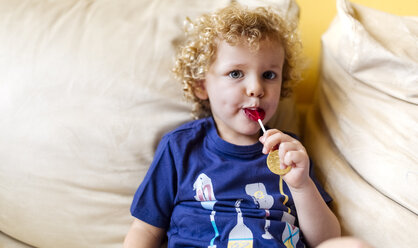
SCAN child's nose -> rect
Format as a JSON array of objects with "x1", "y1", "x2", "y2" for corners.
[{"x1": 246, "y1": 78, "x2": 264, "y2": 98}]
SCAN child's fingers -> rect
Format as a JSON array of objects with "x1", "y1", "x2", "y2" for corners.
[
  {"x1": 283, "y1": 150, "x2": 308, "y2": 167},
  {"x1": 260, "y1": 130, "x2": 278, "y2": 153},
  {"x1": 259, "y1": 129, "x2": 276, "y2": 143},
  {"x1": 278, "y1": 142, "x2": 299, "y2": 163},
  {"x1": 260, "y1": 130, "x2": 295, "y2": 153}
]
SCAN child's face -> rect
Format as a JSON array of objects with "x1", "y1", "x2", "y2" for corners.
[{"x1": 196, "y1": 39, "x2": 284, "y2": 145}]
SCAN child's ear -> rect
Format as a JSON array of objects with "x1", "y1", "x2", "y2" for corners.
[{"x1": 193, "y1": 80, "x2": 208, "y2": 100}]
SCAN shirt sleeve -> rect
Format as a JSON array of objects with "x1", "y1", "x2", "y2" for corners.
[
  {"x1": 130, "y1": 135, "x2": 177, "y2": 229},
  {"x1": 308, "y1": 158, "x2": 333, "y2": 203}
]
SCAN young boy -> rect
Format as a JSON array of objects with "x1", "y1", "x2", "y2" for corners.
[{"x1": 124, "y1": 3, "x2": 340, "y2": 248}]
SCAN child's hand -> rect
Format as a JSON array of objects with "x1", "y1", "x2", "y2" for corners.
[{"x1": 259, "y1": 129, "x2": 310, "y2": 190}]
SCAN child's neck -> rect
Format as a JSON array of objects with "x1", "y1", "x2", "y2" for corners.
[{"x1": 217, "y1": 128, "x2": 261, "y2": 146}]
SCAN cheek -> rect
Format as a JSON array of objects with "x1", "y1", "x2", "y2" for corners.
[
  {"x1": 210, "y1": 87, "x2": 241, "y2": 103},
  {"x1": 270, "y1": 86, "x2": 282, "y2": 102},
  {"x1": 209, "y1": 91, "x2": 242, "y2": 116},
  {"x1": 211, "y1": 93, "x2": 233, "y2": 109},
  {"x1": 266, "y1": 88, "x2": 281, "y2": 111}
]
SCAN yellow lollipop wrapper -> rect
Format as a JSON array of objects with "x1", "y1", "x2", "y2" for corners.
[{"x1": 267, "y1": 150, "x2": 291, "y2": 175}]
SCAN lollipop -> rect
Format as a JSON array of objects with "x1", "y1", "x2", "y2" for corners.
[{"x1": 245, "y1": 108, "x2": 291, "y2": 176}]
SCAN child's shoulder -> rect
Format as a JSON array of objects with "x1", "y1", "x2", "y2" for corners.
[
  {"x1": 169, "y1": 117, "x2": 211, "y2": 133},
  {"x1": 163, "y1": 117, "x2": 212, "y2": 140}
]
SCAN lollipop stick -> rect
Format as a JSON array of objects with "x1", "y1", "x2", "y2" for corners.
[{"x1": 258, "y1": 119, "x2": 266, "y2": 134}]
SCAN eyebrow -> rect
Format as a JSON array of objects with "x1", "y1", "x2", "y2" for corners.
[
  {"x1": 221, "y1": 62, "x2": 247, "y2": 68},
  {"x1": 221, "y1": 63, "x2": 282, "y2": 69},
  {"x1": 269, "y1": 64, "x2": 283, "y2": 69}
]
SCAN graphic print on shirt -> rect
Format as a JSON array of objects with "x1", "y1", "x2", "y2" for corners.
[
  {"x1": 245, "y1": 183, "x2": 274, "y2": 239},
  {"x1": 193, "y1": 173, "x2": 219, "y2": 248},
  {"x1": 227, "y1": 199, "x2": 254, "y2": 248},
  {"x1": 281, "y1": 212, "x2": 302, "y2": 248}
]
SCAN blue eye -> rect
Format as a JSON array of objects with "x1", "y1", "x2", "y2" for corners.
[
  {"x1": 263, "y1": 71, "x2": 276, "y2": 80},
  {"x1": 229, "y1": 70, "x2": 243, "y2": 79}
]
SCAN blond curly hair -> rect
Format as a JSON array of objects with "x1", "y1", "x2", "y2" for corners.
[{"x1": 173, "y1": 3, "x2": 303, "y2": 118}]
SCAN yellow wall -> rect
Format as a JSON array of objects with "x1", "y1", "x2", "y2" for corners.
[{"x1": 294, "y1": 0, "x2": 418, "y2": 104}]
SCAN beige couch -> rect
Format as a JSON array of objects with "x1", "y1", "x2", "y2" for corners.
[
  {"x1": 0, "y1": 0, "x2": 416, "y2": 247},
  {"x1": 304, "y1": 1, "x2": 418, "y2": 247}
]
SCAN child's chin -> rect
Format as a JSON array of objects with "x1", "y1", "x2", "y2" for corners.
[{"x1": 240, "y1": 128, "x2": 262, "y2": 138}]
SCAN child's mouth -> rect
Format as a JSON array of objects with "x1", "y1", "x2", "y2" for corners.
[{"x1": 244, "y1": 108, "x2": 265, "y2": 122}]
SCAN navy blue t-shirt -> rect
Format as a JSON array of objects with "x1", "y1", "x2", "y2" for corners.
[{"x1": 131, "y1": 117, "x2": 331, "y2": 247}]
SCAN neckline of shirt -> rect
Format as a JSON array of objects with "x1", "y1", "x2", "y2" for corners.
[{"x1": 205, "y1": 117, "x2": 264, "y2": 157}]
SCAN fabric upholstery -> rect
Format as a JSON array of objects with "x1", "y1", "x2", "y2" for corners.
[{"x1": 304, "y1": 0, "x2": 418, "y2": 247}]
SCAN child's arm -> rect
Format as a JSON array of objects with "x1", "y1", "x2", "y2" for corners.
[
  {"x1": 260, "y1": 129, "x2": 341, "y2": 247},
  {"x1": 287, "y1": 176, "x2": 341, "y2": 247},
  {"x1": 123, "y1": 218, "x2": 165, "y2": 248}
]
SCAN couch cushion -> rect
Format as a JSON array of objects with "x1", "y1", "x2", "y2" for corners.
[
  {"x1": 304, "y1": 108, "x2": 418, "y2": 248},
  {"x1": 318, "y1": 0, "x2": 417, "y2": 214},
  {"x1": 305, "y1": 0, "x2": 418, "y2": 246},
  {"x1": 0, "y1": 231, "x2": 33, "y2": 248}
]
